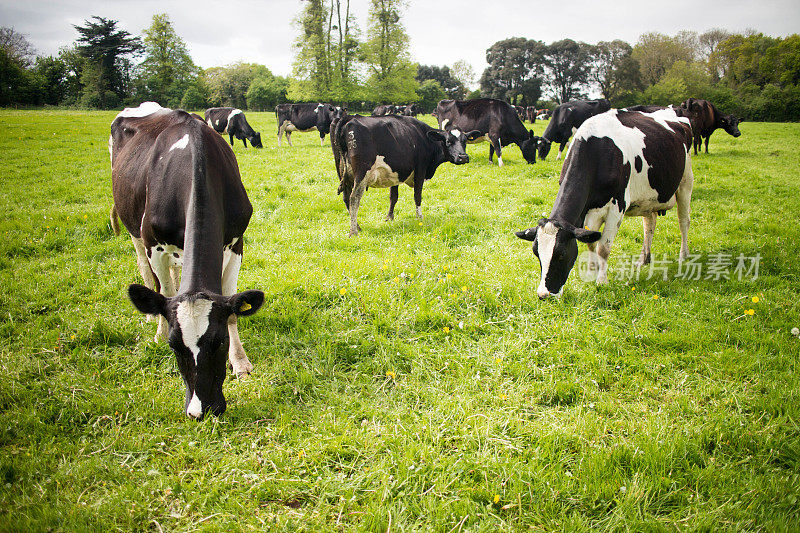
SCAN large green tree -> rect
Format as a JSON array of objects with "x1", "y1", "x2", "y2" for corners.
[
  {"x1": 137, "y1": 13, "x2": 197, "y2": 107},
  {"x1": 290, "y1": 0, "x2": 361, "y2": 102},
  {"x1": 632, "y1": 32, "x2": 697, "y2": 87},
  {"x1": 203, "y1": 62, "x2": 272, "y2": 109},
  {"x1": 0, "y1": 28, "x2": 41, "y2": 105},
  {"x1": 479, "y1": 37, "x2": 545, "y2": 106},
  {"x1": 590, "y1": 40, "x2": 633, "y2": 101},
  {"x1": 543, "y1": 39, "x2": 595, "y2": 103},
  {"x1": 362, "y1": 0, "x2": 417, "y2": 103},
  {"x1": 416, "y1": 65, "x2": 462, "y2": 98},
  {"x1": 73, "y1": 16, "x2": 142, "y2": 108}
]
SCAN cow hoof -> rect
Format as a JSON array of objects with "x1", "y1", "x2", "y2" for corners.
[{"x1": 385, "y1": 214, "x2": 394, "y2": 221}]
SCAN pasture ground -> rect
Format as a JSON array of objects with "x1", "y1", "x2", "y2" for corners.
[{"x1": 1, "y1": 109, "x2": 799, "y2": 531}]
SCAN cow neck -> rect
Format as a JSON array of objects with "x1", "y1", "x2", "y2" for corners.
[
  {"x1": 178, "y1": 163, "x2": 224, "y2": 295},
  {"x1": 548, "y1": 170, "x2": 591, "y2": 228}
]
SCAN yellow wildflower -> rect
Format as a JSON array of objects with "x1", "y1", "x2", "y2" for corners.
[
  {"x1": 443, "y1": 327, "x2": 450, "y2": 333},
  {"x1": 751, "y1": 296, "x2": 759, "y2": 303},
  {"x1": 386, "y1": 370, "x2": 396, "y2": 380},
  {"x1": 745, "y1": 308, "x2": 755, "y2": 315},
  {"x1": 493, "y1": 495, "x2": 500, "y2": 504},
  {"x1": 339, "y1": 288, "x2": 347, "y2": 295}
]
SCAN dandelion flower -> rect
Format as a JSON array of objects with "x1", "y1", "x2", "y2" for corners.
[
  {"x1": 652, "y1": 294, "x2": 659, "y2": 299},
  {"x1": 745, "y1": 308, "x2": 755, "y2": 315},
  {"x1": 418, "y1": 222, "x2": 423, "y2": 227},
  {"x1": 386, "y1": 370, "x2": 396, "y2": 380},
  {"x1": 791, "y1": 327, "x2": 799, "y2": 337},
  {"x1": 393, "y1": 277, "x2": 399, "y2": 283},
  {"x1": 500, "y1": 394, "x2": 507, "y2": 400},
  {"x1": 446, "y1": 273, "x2": 452, "y2": 279},
  {"x1": 493, "y1": 495, "x2": 500, "y2": 504},
  {"x1": 70, "y1": 334, "x2": 76, "y2": 340},
  {"x1": 339, "y1": 288, "x2": 347, "y2": 295},
  {"x1": 443, "y1": 326, "x2": 450, "y2": 333},
  {"x1": 631, "y1": 286, "x2": 636, "y2": 291},
  {"x1": 751, "y1": 296, "x2": 759, "y2": 303}
]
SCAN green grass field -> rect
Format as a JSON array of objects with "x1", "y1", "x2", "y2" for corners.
[{"x1": 1, "y1": 109, "x2": 799, "y2": 531}]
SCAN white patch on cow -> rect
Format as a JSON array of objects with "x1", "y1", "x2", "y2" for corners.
[
  {"x1": 497, "y1": 156, "x2": 504, "y2": 167},
  {"x1": 206, "y1": 119, "x2": 214, "y2": 128},
  {"x1": 108, "y1": 134, "x2": 113, "y2": 164},
  {"x1": 636, "y1": 107, "x2": 690, "y2": 132},
  {"x1": 366, "y1": 155, "x2": 404, "y2": 188},
  {"x1": 450, "y1": 129, "x2": 461, "y2": 138},
  {"x1": 283, "y1": 122, "x2": 317, "y2": 133},
  {"x1": 116, "y1": 101, "x2": 166, "y2": 119},
  {"x1": 176, "y1": 299, "x2": 213, "y2": 363},
  {"x1": 169, "y1": 133, "x2": 189, "y2": 152},
  {"x1": 186, "y1": 393, "x2": 202, "y2": 419},
  {"x1": 537, "y1": 222, "x2": 560, "y2": 298},
  {"x1": 441, "y1": 119, "x2": 449, "y2": 129},
  {"x1": 227, "y1": 109, "x2": 242, "y2": 123},
  {"x1": 315, "y1": 104, "x2": 323, "y2": 114}
]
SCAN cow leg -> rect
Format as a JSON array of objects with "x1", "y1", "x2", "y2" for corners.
[
  {"x1": 676, "y1": 161, "x2": 694, "y2": 262},
  {"x1": 596, "y1": 209, "x2": 623, "y2": 285},
  {"x1": 348, "y1": 176, "x2": 368, "y2": 236},
  {"x1": 636, "y1": 213, "x2": 657, "y2": 266},
  {"x1": 229, "y1": 133, "x2": 234, "y2": 147},
  {"x1": 222, "y1": 249, "x2": 253, "y2": 378},
  {"x1": 385, "y1": 185, "x2": 399, "y2": 221},
  {"x1": 704, "y1": 135, "x2": 709, "y2": 154},
  {"x1": 277, "y1": 122, "x2": 284, "y2": 147},
  {"x1": 693, "y1": 134, "x2": 699, "y2": 155},
  {"x1": 148, "y1": 248, "x2": 177, "y2": 342},
  {"x1": 490, "y1": 136, "x2": 503, "y2": 166},
  {"x1": 286, "y1": 132, "x2": 293, "y2": 147},
  {"x1": 413, "y1": 174, "x2": 424, "y2": 220},
  {"x1": 320, "y1": 133, "x2": 326, "y2": 146},
  {"x1": 131, "y1": 236, "x2": 158, "y2": 322},
  {"x1": 489, "y1": 143, "x2": 494, "y2": 163},
  {"x1": 243, "y1": 138, "x2": 248, "y2": 148},
  {"x1": 556, "y1": 142, "x2": 567, "y2": 160}
]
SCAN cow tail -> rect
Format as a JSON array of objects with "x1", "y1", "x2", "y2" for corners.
[{"x1": 109, "y1": 204, "x2": 120, "y2": 236}]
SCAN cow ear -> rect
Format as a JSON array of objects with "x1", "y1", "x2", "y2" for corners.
[
  {"x1": 738, "y1": 117, "x2": 745, "y2": 123},
  {"x1": 529, "y1": 129, "x2": 535, "y2": 138},
  {"x1": 572, "y1": 228, "x2": 602, "y2": 243},
  {"x1": 128, "y1": 284, "x2": 168, "y2": 317},
  {"x1": 465, "y1": 130, "x2": 482, "y2": 141},
  {"x1": 515, "y1": 227, "x2": 537, "y2": 241},
  {"x1": 427, "y1": 130, "x2": 446, "y2": 143},
  {"x1": 229, "y1": 290, "x2": 265, "y2": 317}
]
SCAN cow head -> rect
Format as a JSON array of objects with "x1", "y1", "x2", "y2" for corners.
[
  {"x1": 519, "y1": 130, "x2": 540, "y2": 164},
  {"x1": 128, "y1": 285, "x2": 264, "y2": 420},
  {"x1": 250, "y1": 131, "x2": 263, "y2": 148},
  {"x1": 720, "y1": 114, "x2": 742, "y2": 137},
  {"x1": 515, "y1": 218, "x2": 601, "y2": 299},
  {"x1": 537, "y1": 138, "x2": 552, "y2": 160},
  {"x1": 428, "y1": 128, "x2": 482, "y2": 165}
]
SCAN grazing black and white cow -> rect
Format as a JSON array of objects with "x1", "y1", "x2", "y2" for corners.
[
  {"x1": 526, "y1": 106, "x2": 537, "y2": 124},
  {"x1": 275, "y1": 103, "x2": 341, "y2": 146},
  {"x1": 680, "y1": 98, "x2": 743, "y2": 154},
  {"x1": 371, "y1": 104, "x2": 397, "y2": 116},
  {"x1": 516, "y1": 107, "x2": 694, "y2": 298},
  {"x1": 538, "y1": 99, "x2": 611, "y2": 160},
  {"x1": 204, "y1": 107, "x2": 262, "y2": 148},
  {"x1": 331, "y1": 114, "x2": 481, "y2": 236},
  {"x1": 109, "y1": 102, "x2": 264, "y2": 419},
  {"x1": 435, "y1": 98, "x2": 540, "y2": 166}
]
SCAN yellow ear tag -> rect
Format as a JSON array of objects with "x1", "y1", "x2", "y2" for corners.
[{"x1": 239, "y1": 302, "x2": 252, "y2": 312}]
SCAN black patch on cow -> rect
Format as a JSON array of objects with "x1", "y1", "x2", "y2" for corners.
[{"x1": 634, "y1": 155, "x2": 643, "y2": 173}]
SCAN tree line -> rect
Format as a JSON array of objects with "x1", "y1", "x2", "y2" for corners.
[
  {"x1": 1, "y1": 6, "x2": 798, "y2": 121},
  {"x1": 479, "y1": 31, "x2": 800, "y2": 121}
]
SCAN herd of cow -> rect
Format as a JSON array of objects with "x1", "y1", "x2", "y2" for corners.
[{"x1": 108, "y1": 95, "x2": 743, "y2": 419}]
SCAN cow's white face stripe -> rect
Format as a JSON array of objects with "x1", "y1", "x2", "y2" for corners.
[
  {"x1": 169, "y1": 134, "x2": 189, "y2": 151},
  {"x1": 176, "y1": 299, "x2": 213, "y2": 363},
  {"x1": 187, "y1": 393, "x2": 202, "y2": 418},
  {"x1": 537, "y1": 223, "x2": 558, "y2": 296},
  {"x1": 450, "y1": 129, "x2": 461, "y2": 138}
]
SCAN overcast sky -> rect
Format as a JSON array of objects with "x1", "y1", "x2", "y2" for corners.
[{"x1": 2, "y1": 0, "x2": 798, "y2": 82}]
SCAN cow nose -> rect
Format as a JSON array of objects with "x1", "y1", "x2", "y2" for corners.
[
  {"x1": 457, "y1": 155, "x2": 469, "y2": 163},
  {"x1": 537, "y1": 288, "x2": 551, "y2": 299}
]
